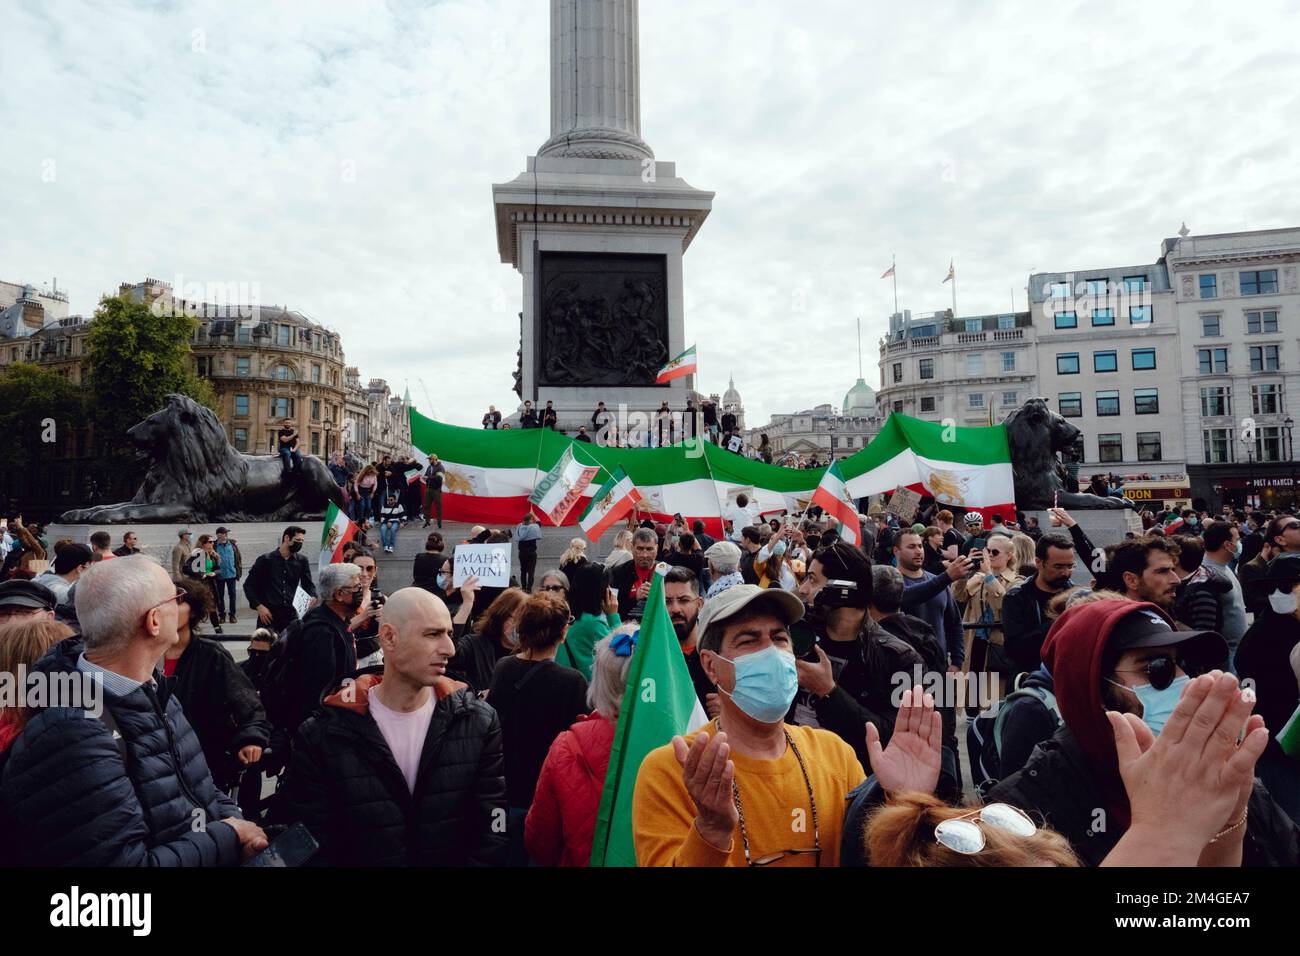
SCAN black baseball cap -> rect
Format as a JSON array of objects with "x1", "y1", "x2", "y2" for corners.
[
  {"x1": 0, "y1": 579, "x2": 59, "y2": 612},
  {"x1": 1110, "y1": 606, "x2": 1227, "y2": 667},
  {"x1": 216, "y1": 526, "x2": 230, "y2": 534},
  {"x1": 1262, "y1": 552, "x2": 1300, "y2": 590}
]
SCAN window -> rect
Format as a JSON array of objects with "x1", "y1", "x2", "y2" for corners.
[
  {"x1": 1131, "y1": 348, "x2": 1156, "y2": 370},
  {"x1": 1200, "y1": 386, "x2": 1231, "y2": 417},
  {"x1": 1199, "y1": 274, "x2": 1217, "y2": 298},
  {"x1": 1257, "y1": 426, "x2": 1282, "y2": 462},
  {"x1": 1246, "y1": 310, "x2": 1278, "y2": 333},
  {"x1": 1137, "y1": 432, "x2": 1162, "y2": 462},
  {"x1": 1057, "y1": 353, "x2": 1080, "y2": 374},
  {"x1": 1058, "y1": 392, "x2": 1083, "y2": 417},
  {"x1": 965, "y1": 353, "x2": 983, "y2": 376},
  {"x1": 312, "y1": 363, "x2": 322, "y2": 383},
  {"x1": 1001, "y1": 351, "x2": 1016, "y2": 372},
  {"x1": 1197, "y1": 348, "x2": 1228, "y2": 374},
  {"x1": 1087, "y1": 279, "x2": 1113, "y2": 325},
  {"x1": 233, "y1": 428, "x2": 248, "y2": 451},
  {"x1": 311, "y1": 399, "x2": 321, "y2": 421},
  {"x1": 997, "y1": 315, "x2": 1015, "y2": 330},
  {"x1": 1054, "y1": 310, "x2": 1078, "y2": 329},
  {"x1": 1098, "y1": 433, "x2": 1124, "y2": 463},
  {"x1": 1086, "y1": 279, "x2": 1108, "y2": 297},
  {"x1": 893, "y1": 400, "x2": 903, "y2": 413},
  {"x1": 277, "y1": 324, "x2": 291, "y2": 346},
  {"x1": 919, "y1": 358, "x2": 935, "y2": 379},
  {"x1": 1249, "y1": 345, "x2": 1280, "y2": 372},
  {"x1": 892, "y1": 362, "x2": 902, "y2": 383},
  {"x1": 920, "y1": 396, "x2": 936, "y2": 412},
  {"x1": 1134, "y1": 388, "x2": 1159, "y2": 415},
  {"x1": 968, "y1": 392, "x2": 985, "y2": 409},
  {"x1": 1125, "y1": 275, "x2": 1151, "y2": 322},
  {"x1": 237, "y1": 324, "x2": 251, "y2": 344},
  {"x1": 1252, "y1": 383, "x2": 1282, "y2": 415},
  {"x1": 1240, "y1": 270, "x2": 1278, "y2": 296},
  {"x1": 964, "y1": 319, "x2": 982, "y2": 333},
  {"x1": 1094, "y1": 351, "x2": 1118, "y2": 373},
  {"x1": 311, "y1": 431, "x2": 320, "y2": 456},
  {"x1": 1092, "y1": 307, "x2": 1115, "y2": 326},
  {"x1": 1201, "y1": 314, "x2": 1221, "y2": 337},
  {"x1": 236, "y1": 356, "x2": 250, "y2": 377},
  {"x1": 1048, "y1": 281, "x2": 1071, "y2": 299},
  {"x1": 1002, "y1": 391, "x2": 1018, "y2": 406},
  {"x1": 272, "y1": 396, "x2": 293, "y2": 419},
  {"x1": 194, "y1": 356, "x2": 211, "y2": 376},
  {"x1": 1096, "y1": 390, "x2": 1120, "y2": 416},
  {"x1": 273, "y1": 364, "x2": 294, "y2": 381},
  {"x1": 234, "y1": 394, "x2": 249, "y2": 417},
  {"x1": 1203, "y1": 428, "x2": 1233, "y2": 464},
  {"x1": 913, "y1": 324, "x2": 937, "y2": 338}
]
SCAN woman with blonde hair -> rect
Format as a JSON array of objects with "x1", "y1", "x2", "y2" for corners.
[
  {"x1": 559, "y1": 538, "x2": 588, "y2": 579},
  {"x1": 604, "y1": 530, "x2": 634, "y2": 570},
  {"x1": 0, "y1": 618, "x2": 73, "y2": 753},
  {"x1": 951, "y1": 531, "x2": 1023, "y2": 709},
  {"x1": 1010, "y1": 532, "x2": 1037, "y2": 578}
]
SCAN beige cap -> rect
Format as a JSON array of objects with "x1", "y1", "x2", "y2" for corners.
[{"x1": 697, "y1": 584, "x2": 805, "y2": 640}]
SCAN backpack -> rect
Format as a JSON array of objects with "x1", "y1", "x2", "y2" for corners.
[
  {"x1": 258, "y1": 618, "x2": 307, "y2": 732},
  {"x1": 967, "y1": 681, "x2": 1060, "y2": 798}
]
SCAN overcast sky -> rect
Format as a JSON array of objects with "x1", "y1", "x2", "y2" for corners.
[{"x1": 3, "y1": 0, "x2": 1298, "y2": 427}]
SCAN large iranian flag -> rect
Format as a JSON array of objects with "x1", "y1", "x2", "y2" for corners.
[
  {"x1": 837, "y1": 414, "x2": 1015, "y2": 523},
  {"x1": 590, "y1": 572, "x2": 709, "y2": 867}
]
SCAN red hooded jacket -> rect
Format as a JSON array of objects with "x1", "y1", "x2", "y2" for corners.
[{"x1": 524, "y1": 711, "x2": 615, "y2": 867}]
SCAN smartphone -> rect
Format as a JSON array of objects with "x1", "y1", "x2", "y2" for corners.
[
  {"x1": 970, "y1": 538, "x2": 987, "y2": 570},
  {"x1": 243, "y1": 822, "x2": 319, "y2": 868},
  {"x1": 789, "y1": 620, "x2": 819, "y2": 662}
]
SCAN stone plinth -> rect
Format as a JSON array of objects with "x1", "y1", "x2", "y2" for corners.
[{"x1": 1026, "y1": 509, "x2": 1144, "y2": 579}]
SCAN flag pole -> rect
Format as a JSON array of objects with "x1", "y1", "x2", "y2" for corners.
[
  {"x1": 951, "y1": 263, "x2": 957, "y2": 317},
  {"x1": 892, "y1": 253, "x2": 899, "y2": 320},
  {"x1": 856, "y1": 316, "x2": 862, "y2": 378}
]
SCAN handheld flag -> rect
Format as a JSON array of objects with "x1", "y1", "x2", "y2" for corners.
[
  {"x1": 529, "y1": 445, "x2": 601, "y2": 525},
  {"x1": 655, "y1": 345, "x2": 697, "y2": 384},
  {"x1": 579, "y1": 466, "x2": 643, "y2": 541},
  {"x1": 589, "y1": 573, "x2": 709, "y2": 866},
  {"x1": 319, "y1": 501, "x2": 358, "y2": 575},
  {"x1": 811, "y1": 459, "x2": 860, "y2": 546}
]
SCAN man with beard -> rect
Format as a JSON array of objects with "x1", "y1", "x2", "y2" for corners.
[
  {"x1": 1112, "y1": 536, "x2": 1183, "y2": 613},
  {"x1": 243, "y1": 526, "x2": 316, "y2": 633},
  {"x1": 1003, "y1": 511, "x2": 1095, "y2": 675},
  {"x1": 662, "y1": 566, "x2": 716, "y2": 715}
]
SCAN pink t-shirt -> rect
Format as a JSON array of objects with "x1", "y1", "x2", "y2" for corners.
[{"x1": 368, "y1": 687, "x2": 435, "y2": 794}]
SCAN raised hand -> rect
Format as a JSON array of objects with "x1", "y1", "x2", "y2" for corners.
[
  {"x1": 672, "y1": 731, "x2": 737, "y2": 850},
  {"x1": 1109, "y1": 671, "x2": 1267, "y2": 857},
  {"x1": 866, "y1": 686, "x2": 942, "y2": 797}
]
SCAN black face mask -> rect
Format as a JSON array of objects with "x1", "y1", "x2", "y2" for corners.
[{"x1": 288, "y1": 541, "x2": 303, "y2": 553}]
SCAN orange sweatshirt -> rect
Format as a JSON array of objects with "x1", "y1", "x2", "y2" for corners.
[{"x1": 632, "y1": 721, "x2": 865, "y2": 867}]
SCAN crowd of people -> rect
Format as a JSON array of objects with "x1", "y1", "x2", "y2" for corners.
[{"x1": 0, "y1": 487, "x2": 1297, "y2": 869}]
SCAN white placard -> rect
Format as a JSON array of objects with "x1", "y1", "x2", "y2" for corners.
[
  {"x1": 453, "y1": 543, "x2": 513, "y2": 588},
  {"x1": 292, "y1": 584, "x2": 312, "y2": 620}
]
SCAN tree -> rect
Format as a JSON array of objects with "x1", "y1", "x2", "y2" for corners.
[
  {"x1": 85, "y1": 293, "x2": 217, "y2": 487},
  {"x1": 0, "y1": 362, "x2": 86, "y2": 516}
]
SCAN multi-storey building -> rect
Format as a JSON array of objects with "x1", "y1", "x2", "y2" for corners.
[
  {"x1": 876, "y1": 310, "x2": 1037, "y2": 426},
  {"x1": 1028, "y1": 258, "x2": 1184, "y2": 479},
  {"x1": 1166, "y1": 228, "x2": 1300, "y2": 508},
  {"x1": 746, "y1": 377, "x2": 882, "y2": 462}
]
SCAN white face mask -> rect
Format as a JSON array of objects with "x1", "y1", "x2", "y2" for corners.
[{"x1": 1268, "y1": 588, "x2": 1299, "y2": 615}]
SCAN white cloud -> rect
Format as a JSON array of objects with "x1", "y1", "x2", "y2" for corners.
[{"x1": 2, "y1": 0, "x2": 1297, "y2": 428}]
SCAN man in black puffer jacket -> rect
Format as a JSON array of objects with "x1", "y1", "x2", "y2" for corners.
[
  {"x1": 0, "y1": 556, "x2": 268, "y2": 866},
  {"x1": 276, "y1": 587, "x2": 507, "y2": 866}
]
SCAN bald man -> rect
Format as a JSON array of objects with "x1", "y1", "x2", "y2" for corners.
[
  {"x1": 0, "y1": 555, "x2": 268, "y2": 865},
  {"x1": 277, "y1": 587, "x2": 507, "y2": 865}
]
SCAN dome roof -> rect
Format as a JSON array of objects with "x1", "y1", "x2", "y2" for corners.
[
  {"x1": 723, "y1": 374, "x2": 741, "y2": 404},
  {"x1": 843, "y1": 378, "x2": 876, "y2": 415}
]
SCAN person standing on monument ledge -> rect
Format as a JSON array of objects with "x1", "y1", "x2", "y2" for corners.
[
  {"x1": 542, "y1": 400, "x2": 558, "y2": 430},
  {"x1": 482, "y1": 405, "x2": 501, "y2": 429},
  {"x1": 520, "y1": 400, "x2": 539, "y2": 429}
]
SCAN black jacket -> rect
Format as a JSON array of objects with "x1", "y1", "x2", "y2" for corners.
[
  {"x1": 169, "y1": 637, "x2": 272, "y2": 791},
  {"x1": 987, "y1": 725, "x2": 1300, "y2": 866},
  {"x1": 1236, "y1": 612, "x2": 1300, "y2": 763},
  {"x1": 610, "y1": 560, "x2": 653, "y2": 618},
  {"x1": 0, "y1": 638, "x2": 243, "y2": 866},
  {"x1": 284, "y1": 604, "x2": 357, "y2": 735},
  {"x1": 277, "y1": 675, "x2": 508, "y2": 866},
  {"x1": 243, "y1": 547, "x2": 316, "y2": 614},
  {"x1": 994, "y1": 666, "x2": 1060, "y2": 783},
  {"x1": 450, "y1": 628, "x2": 507, "y2": 694},
  {"x1": 1002, "y1": 573, "x2": 1056, "y2": 674}
]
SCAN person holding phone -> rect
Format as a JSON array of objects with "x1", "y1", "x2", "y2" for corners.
[{"x1": 951, "y1": 532, "x2": 1024, "y2": 709}]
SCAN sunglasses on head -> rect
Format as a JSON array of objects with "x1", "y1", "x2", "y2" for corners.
[{"x1": 934, "y1": 804, "x2": 1038, "y2": 854}]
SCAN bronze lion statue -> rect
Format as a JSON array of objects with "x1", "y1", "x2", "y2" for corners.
[
  {"x1": 61, "y1": 394, "x2": 348, "y2": 523},
  {"x1": 1003, "y1": 398, "x2": 1132, "y2": 511}
]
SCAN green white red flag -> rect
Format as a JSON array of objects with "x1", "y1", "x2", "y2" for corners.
[
  {"x1": 319, "y1": 501, "x2": 357, "y2": 575},
  {"x1": 578, "y1": 466, "x2": 642, "y2": 541},
  {"x1": 655, "y1": 345, "x2": 697, "y2": 384},
  {"x1": 811, "y1": 459, "x2": 860, "y2": 545}
]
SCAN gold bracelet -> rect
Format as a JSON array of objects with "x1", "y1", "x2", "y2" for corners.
[{"x1": 1209, "y1": 809, "x2": 1248, "y2": 843}]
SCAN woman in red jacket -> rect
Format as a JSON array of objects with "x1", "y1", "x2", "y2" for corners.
[{"x1": 525, "y1": 625, "x2": 636, "y2": 866}]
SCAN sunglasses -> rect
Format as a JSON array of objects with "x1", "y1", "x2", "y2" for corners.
[
  {"x1": 540, "y1": 584, "x2": 566, "y2": 593},
  {"x1": 934, "y1": 804, "x2": 1037, "y2": 854},
  {"x1": 145, "y1": 587, "x2": 186, "y2": 618},
  {"x1": 1113, "y1": 654, "x2": 1182, "y2": 691},
  {"x1": 986, "y1": 548, "x2": 1003, "y2": 556}
]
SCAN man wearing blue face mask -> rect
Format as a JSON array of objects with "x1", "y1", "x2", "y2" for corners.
[
  {"x1": 632, "y1": 585, "x2": 867, "y2": 866},
  {"x1": 985, "y1": 600, "x2": 1300, "y2": 866}
]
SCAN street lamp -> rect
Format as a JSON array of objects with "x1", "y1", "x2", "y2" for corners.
[
  {"x1": 1286, "y1": 416, "x2": 1296, "y2": 512},
  {"x1": 1241, "y1": 434, "x2": 1256, "y2": 510}
]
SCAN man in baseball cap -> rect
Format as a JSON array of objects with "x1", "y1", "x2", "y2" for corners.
[
  {"x1": 633, "y1": 584, "x2": 872, "y2": 867},
  {"x1": 0, "y1": 579, "x2": 59, "y2": 624}
]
